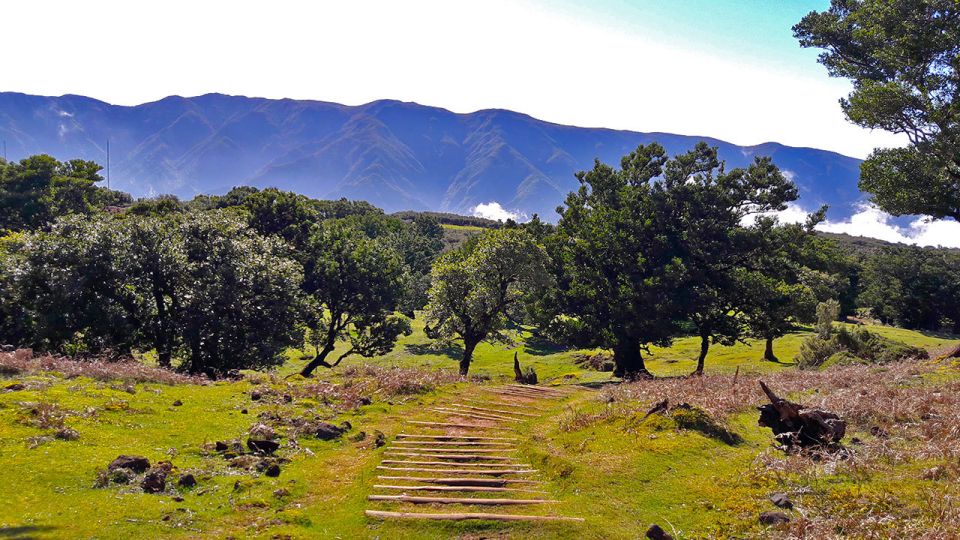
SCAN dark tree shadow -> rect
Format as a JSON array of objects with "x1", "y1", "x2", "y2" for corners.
[
  {"x1": 404, "y1": 342, "x2": 463, "y2": 359},
  {"x1": 0, "y1": 526, "x2": 57, "y2": 539},
  {"x1": 522, "y1": 335, "x2": 571, "y2": 356}
]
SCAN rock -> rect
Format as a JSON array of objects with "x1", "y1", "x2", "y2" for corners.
[
  {"x1": 282, "y1": 394, "x2": 293, "y2": 403},
  {"x1": 215, "y1": 440, "x2": 242, "y2": 454},
  {"x1": 759, "y1": 511, "x2": 791, "y2": 525},
  {"x1": 4, "y1": 383, "x2": 25, "y2": 391},
  {"x1": 249, "y1": 423, "x2": 275, "y2": 440},
  {"x1": 247, "y1": 438, "x2": 280, "y2": 454},
  {"x1": 250, "y1": 391, "x2": 262, "y2": 401},
  {"x1": 241, "y1": 409, "x2": 248, "y2": 414},
  {"x1": 339, "y1": 421, "x2": 352, "y2": 431},
  {"x1": 358, "y1": 396, "x2": 372, "y2": 406},
  {"x1": 349, "y1": 431, "x2": 367, "y2": 442},
  {"x1": 229, "y1": 455, "x2": 261, "y2": 469},
  {"x1": 141, "y1": 467, "x2": 169, "y2": 493},
  {"x1": 108, "y1": 468, "x2": 134, "y2": 484},
  {"x1": 177, "y1": 474, "x2": 197, "y2": 487},
  {"x1": 1, "y1": 344, "x2": 14, "y2": 352},
  {"x1": 54, "y1": 427, "x2": 80, "y2": 441},
  {"x1": 273, "y1": 488, "x2": 290, "y2": 499},
  {"x1": 646, "y1": 524, "x2": 674, "y2": 540},
  {"x1": 264, "y1": 463, "x2": 281, "y2": 477},
  {"x1": 109, "y1": 455, "x2": 151, "y2": 474},
  {"x1": 172, "y1": 496, "x2": 184, "y2": 502},
  {"x1": 769, "y1": 492, "x2": 793, "y2": 509},
  {"x1": 372, "y1": 430, "x2": 386, "y2": 448},
  {"x1": 172, "y1": 400, "x2": 183, "y2": 406},
  {"x1": 313, "y1": 422, "x2": 347, "y2": 441}
]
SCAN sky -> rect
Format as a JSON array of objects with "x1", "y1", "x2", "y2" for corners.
[
  {"x1": 6, "y1": 0, "x2": 953, "y2": 246},
  {"x1": 2, "y1": 0, "x2": 904, "y2": 159}
]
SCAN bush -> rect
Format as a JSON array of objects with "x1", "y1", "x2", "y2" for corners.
[{"x1": 797, "y1": 325, "x2": 928, "y2": 369}]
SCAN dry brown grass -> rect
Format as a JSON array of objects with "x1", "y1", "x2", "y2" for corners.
[
  {"x1": 589, "y1": 357, "x2": 960, "y2": 538},
  {"x1": 0, "y1": 349, "x2": 205, "y2": 385}
]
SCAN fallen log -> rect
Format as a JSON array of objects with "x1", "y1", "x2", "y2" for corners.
[{"x1": 757, "y1": 380, "x2": 846, "y2": 449}]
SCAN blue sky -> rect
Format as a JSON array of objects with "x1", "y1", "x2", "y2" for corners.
[{"x1": 3, "y1": 0, "x2": 899, "y2": 158}]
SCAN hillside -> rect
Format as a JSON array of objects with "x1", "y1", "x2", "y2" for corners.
[{"x1": 0, "y1": 92, "x2": 864, "y2": 219}]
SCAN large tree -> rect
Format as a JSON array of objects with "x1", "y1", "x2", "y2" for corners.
[
  {"x1": 424, "y1": 228, "x2": 550, "y2": 376},
  {"x1": 298, "y1": 220, "x2": 411, "y2": 377},
  {"x1": 795, "y1": 0, "x2": 960, "y2": 220},
  {"x1": 548, "y1": 143, "x2": 800, "y2": 377}
]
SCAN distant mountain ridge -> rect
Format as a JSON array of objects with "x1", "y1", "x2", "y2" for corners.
[{"x1": 0, "y1": 92, "x2": 865, "y2": 219}]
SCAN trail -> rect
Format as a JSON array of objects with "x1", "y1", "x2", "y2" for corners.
[{"x1": 364, "y1": 383, "x2": 586, "y2": 525}]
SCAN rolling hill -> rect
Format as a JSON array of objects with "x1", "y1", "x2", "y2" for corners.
[{"x1": 0, "y1": 92, "x2": 864, "y2": 219}]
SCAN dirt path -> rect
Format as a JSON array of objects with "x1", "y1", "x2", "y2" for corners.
[{"x1": 364, "y1": 384, "x2": 586, "y2": 524}]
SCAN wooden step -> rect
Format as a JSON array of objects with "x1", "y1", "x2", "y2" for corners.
[
  {"x1": 384, "y1": 452, "x2": 518, "y2": 461},
  {"x1": 431, "y1": 407, "x2": 517, "y2": 422},
  {"x1": 376, "y1": 466, "x2": 536, "y2": 475},
  {"x1": 373, "y1": 484, "x2": 547, "y2": 494},
  {"x1": 392, "y1": 440, "x2": 514, "y2": 447},
  {"x1": 397, "y1": 433, "x2": 518, "y2": 441},
  {"x1": 407, "y1": 421, "x2": 496, "y2": 429},
  {"x1": 464, "y1": 399, "x2": 542, "y2": 411},
  {"x1": 451, "y1": 404, "x2": 537, "y2": 418},
  {"x1": 376, "y1": 475, "x2": 542, "y2": 486},
  {"x1": 506, "y1": 384, "x2": 569, "y2": 395},
  {"x1": 386, "y1": 447, "x2": 513, "y2": 454},
  {"x1": 368, "y1": 494, "x2": 557, "y2": 505},
  {"x1": 382, "y1": 460, "x2": 530, "y2": 468},
  {"x1": 366, "y1": 510, "x2": 584, "y2": 523}
]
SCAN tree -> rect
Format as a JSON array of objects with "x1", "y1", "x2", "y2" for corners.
[
  {"x1": 424, "y1": 228, "x2": 550, "y2": 375},
  {"x1": 298, "y1": 220, "x2": 411, "y2": 377},
  {"x1": 0, "y1": 155, "x2": 127, "y2": 232},
  {"x1": 548, "y1": 143, "x2": 800, "y2": 377},
  {"x1": 795, "y1": 1, "x2": 960, "y2": 220}
]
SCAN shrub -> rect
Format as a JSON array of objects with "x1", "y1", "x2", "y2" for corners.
[{"x1": 797, "y1": 326, "x2": 927, "y2": 369}]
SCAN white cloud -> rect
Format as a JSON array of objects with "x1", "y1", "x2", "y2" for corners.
[
  {"x1": 818, "y1": 205, "x2": 960, "y2": 248},
  {"x1": 471, "y1": 202, "x2": 525, "y2": 222}
]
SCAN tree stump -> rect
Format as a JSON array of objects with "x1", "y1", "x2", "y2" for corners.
[{"x1": 757, "y1": 380, "x2": 846, "y2": 449}]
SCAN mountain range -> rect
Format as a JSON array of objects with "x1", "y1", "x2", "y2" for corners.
[{"x1": 0, "y1": 92, "x2": 865, "y2": 219}]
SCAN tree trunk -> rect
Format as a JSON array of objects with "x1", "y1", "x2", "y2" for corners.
[
  {"x1": 460, "y1": 338, "x2": 478, "y2": 376},
  {"x1": 693, "y1": 332, "x2": 710, "y2": 375},
  {"x1": 300, "y1": 344, "x2": 335, "y2": 377},
  {"x1": 763, "y1": 336, "x2": 779, "y2": 362},
  {"x1": 612, "y1": 339, "x2": 650, "y2": 379}
]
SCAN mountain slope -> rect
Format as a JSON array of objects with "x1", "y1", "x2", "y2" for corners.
[{"x1": 0, "y1": 92, "x2": 864, "y2": 219}]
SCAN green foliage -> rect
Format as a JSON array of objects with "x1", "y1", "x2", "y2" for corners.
[
  {"x1": 13, "y1": 212, "x2": 303, "y2": 374},
  {"x1": 424, "y1": 228, "x2": 550, "y2": 375},
  {"x1": 858, "y1": 245, "x2": 960, "y2": 331},
  {"x1": 795, "y1": 1, "x2": 960, "y2": 220},
  {"x1": 547, "y1": 142, "x2": 804, "y2": 376},
  {"x1": 815, "y1": 299, "x2": 842, "y2": 339},
  {"x1": 797, "y1": 325, "x2": 928, "y2": 369},
  {"x1": 298, "y1": 220, "x2": 411, "y2": 376},
  {"x1": 0, "y1": 155, "x2": 129, "y2": 232}
]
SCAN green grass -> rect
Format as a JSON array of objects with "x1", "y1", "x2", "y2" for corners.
[{"x1": 1, "y1": 321, "x2": 956, "y2": 538}]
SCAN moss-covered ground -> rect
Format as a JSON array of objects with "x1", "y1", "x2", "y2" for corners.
[{"x1": 1, "y1": 322, "x2": 956, "y2": 539}]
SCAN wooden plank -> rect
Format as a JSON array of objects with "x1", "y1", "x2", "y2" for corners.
[
  {"x1": 397, "y1": 433, "x2": 518, "y2": 441},
  {"x1": 385, "y1": 447, "x2": 513, "y2": 454},
  {"x1": 384, "y1": 452, "x2": 518, "y2": 461},
  {"x1": 407, "y1": 421, "x2": 495, "y2": 429},
  {"x1": 382, "y1": 460, "x2": 530, "y2": 468},
  {"x1": 432, "y1": 407, "x2": 516, "y2": 422},
  {"x1": 392, "y1": 440, "x2": 514, "y2": 447},
  {"x1": 464, "y1": 399, "x2": 542, "y2": 411},
  {"x1": 451, "y1": 404, "x2": 537, "y2": 418},
  {"x1": 491, "y1": 388, "x2": 551, "y2": 398},
  {"x1": 368, "y1": 494, "x2": 558, "y2": 505},
  {"x1": 376, "y1": 466, "x2": 536, "y2": 475},
  {"x1": 373, "y1": 484, "x2": 547, "y2": 494},
  {"x1": 506, "y1": 384, "x2": 569, "y2": 395},
  {"x1": 365, "y1": 510, "x2": 584, "y2": 523},
  {"x1": 376, "y1": 475, "x2": 542, "y2": 485}
]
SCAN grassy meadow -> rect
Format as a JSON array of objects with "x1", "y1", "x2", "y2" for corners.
[{"x1": 1, "y1": 318, "x2": 958, "y2": 539}]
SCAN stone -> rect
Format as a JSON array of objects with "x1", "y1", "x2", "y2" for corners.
[
  {"x1": 177, "y1": 474, "x2": 197, "y2": 487},
  {"x1": 172, "y1": 400, "x2": 183, "y2": 406},
  {"x1": 141, "y1": 467, "x2": 169, "y2": 493},
  {"x1": 247, "y1": 438, "x2": 280, "y2": 454},
  {"x1": 759, "y1": 511, "x2": 791, "y2": 525},
  {"x1": 646, "y1": 524, "x2": 674, "y2": 540},
  {"x1": 108, "y1": 468, "x2": 134, "y2": 484},
  {"x1": 109, "y1": 455, "x2": 151, "y2": 474},
  {"x1": 4, "y1": 383, "x2": 25, "y2": 391},
  {"x1": 313, "y1": 422, "x2": 347, "y2": 441},
  {"x1": 273, "y1": 488, "x2": 290, "y2": 499},
  {"x1": 54, "y1": 427, "x2": 80, "y2": 441},
  {"x1": 250, "y1": 391, "x2": 262, "y2": 401},
  {"x1": 372, "y1": 430, "x2": 386, "y2": 448},
  {"x1": 229, "y1": 455, "x2": 260, "y2": 469},
  {"x1": 240, "y1": 409, "x2": 248, "y2": 415},
  {"x1": 769, "y1": 492, "x2": 793, "y2": 509},
  {"x1": 264, "y1": 463, "x2": 281, "y2": 477},
  {"x1": 249, "y1": 423, "x2": 275, "y2": 440}
]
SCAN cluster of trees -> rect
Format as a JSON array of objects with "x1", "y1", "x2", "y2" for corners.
[{"x1": 0, "y1": 156, "x2": 443, "y2": 377}]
